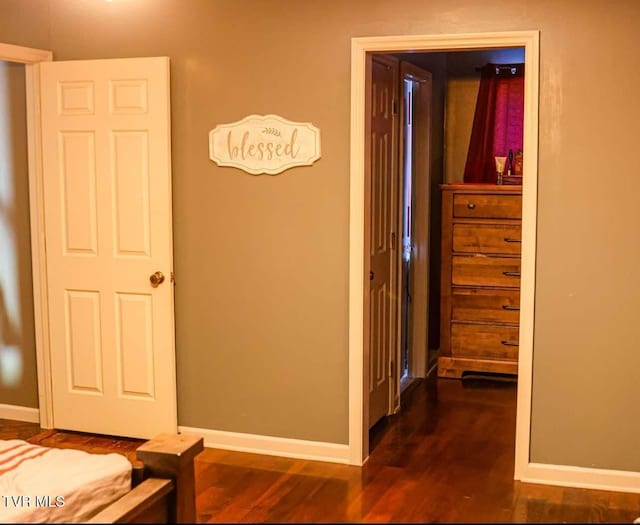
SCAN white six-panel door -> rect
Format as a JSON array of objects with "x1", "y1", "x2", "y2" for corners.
[{"x1": 40, "y1": 57, "x2": 177, "y2": 438}]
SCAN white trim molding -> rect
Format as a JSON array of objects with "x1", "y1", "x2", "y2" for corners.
[
  {"x1": 178, "y1": 426, "x2": 351, "y2": 464},
  {"x1": 522, "y1": 463, "x2": 640, "y2": 494},
  {"x1": 0, "y1": 42, "x2": 52, "y2": 63},
  {"x1": 349, "y1": 31, "x2": 540, "y2": 469},
  {"x1": 25, "y1": 62, "x2": 54, "y2": 429},
  {"x1": 0, "y1": 404, "x2": 40, "y2": 423}
]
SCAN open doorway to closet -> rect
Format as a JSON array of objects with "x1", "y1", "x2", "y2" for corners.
[
  {"x1": 351, "y1": 32, "x2": 540, "y2": 476},
  {"x1": 0, "y1": 59, "x2": 39, "y2": 418},
  {"x1": 0, "y1": 43, "x2": 179, "y2": 439}
]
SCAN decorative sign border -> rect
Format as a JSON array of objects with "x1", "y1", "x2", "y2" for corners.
[{"x1": 208, "y1": 114, "x2": 321, "y2": 175}]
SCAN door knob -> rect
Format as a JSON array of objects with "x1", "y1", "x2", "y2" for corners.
[{"x1": 149, "y1": 271, "x2": 165, "y2": 287}]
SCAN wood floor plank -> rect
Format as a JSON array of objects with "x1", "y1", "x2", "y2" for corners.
[{"x1": 0, "y1": 418, "x2": 41, "y2": 440}]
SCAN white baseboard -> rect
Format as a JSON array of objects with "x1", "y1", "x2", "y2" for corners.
[
  {"x1": 0, "y1": 403, "x2": 40, "y2": 423},
  {"x1": 178, "y1": 425, "x2": 351, "y2": 464},
  {"x1": 522, "y1": 462, "x2": 640, "y2": 494}
]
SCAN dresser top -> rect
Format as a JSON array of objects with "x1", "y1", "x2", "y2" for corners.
[{"x1": 440, "y1": 183, "x2": 522, "y2": 193}]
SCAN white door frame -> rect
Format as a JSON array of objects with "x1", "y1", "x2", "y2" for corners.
[
  {"x1": 0, "y1": 42, "x2": 55, "y2": 428},
  {"x1": 348, "y1": 31, "x2": 539, "y2": 479}
]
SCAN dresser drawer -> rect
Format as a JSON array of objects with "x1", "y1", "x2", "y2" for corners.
[
  {"x1": 452, "y1": 288, "x2": 520, "y2": 324},
  {"x1": 452, "y1": 255, "x2": 520, "y2": 287},
  {"x1": 453, "y1": 193, "x2": 522, "y2": 219},
  {"x1": 453, "y1": 223, "x2": 521, "y2": 255},
  {"x1": 451, "y1": 323, "x2": 519, "y2": 360}
]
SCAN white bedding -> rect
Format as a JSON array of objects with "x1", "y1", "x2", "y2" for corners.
[{"x1": 0, "y1": 439, "x2": 131, "y2": 523}]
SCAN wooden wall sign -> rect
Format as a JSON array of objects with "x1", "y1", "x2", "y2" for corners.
[{"x1": 209, "y1": 114, "x2": 321, "y2": 175}]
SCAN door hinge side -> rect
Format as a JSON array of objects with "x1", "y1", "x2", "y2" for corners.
[
  {"x1": 391, "y1": 231, "x2": 396, "y2": 248},
  {"x1": 389, "y1": 359, "x2": 395, "y2": 378},
  {"x1": 392, "y1": 98, "x2": 399, "y2": 116},
  {"x1": 170, "y1": 271, "x2": 175, "y2": 284}
]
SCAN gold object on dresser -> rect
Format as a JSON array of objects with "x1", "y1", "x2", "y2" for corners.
[{"x1": 438, "y1": 184, "x2": 522, "y2": 379}]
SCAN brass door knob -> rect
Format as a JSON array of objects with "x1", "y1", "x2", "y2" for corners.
[{"x1": 150, "y1": 271, "x2": 165, "y2": 287}]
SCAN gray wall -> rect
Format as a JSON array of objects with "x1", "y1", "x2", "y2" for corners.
[
  {"x1": 2, "y1": 0, "x2": 640, "y2": 471},
  {"x1": 0, "y1": 61, "x2": 38, "y2": 408}
]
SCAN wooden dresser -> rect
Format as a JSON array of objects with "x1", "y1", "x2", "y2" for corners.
[{"x1": 438, "y1": 184, "x2": 522, "y2": 379}]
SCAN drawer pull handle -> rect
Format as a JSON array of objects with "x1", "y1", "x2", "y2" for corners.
[
  {"x1": 504, "y1": 238, "x2": 521, "y2": 243},
  {"x1": 502, "y1": 305, "x2": 520, "y2": 311},
  {"x1": 503, "y1": 271, "x2": 521, "y2": 277},
  {"x1": 501, "y1": 340, "x2": 519, "y2": 347},
  {"x1": 467, "y1": 203, "x2": 476, "y2": 209}
]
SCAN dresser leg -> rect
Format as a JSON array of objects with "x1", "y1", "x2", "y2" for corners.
[
  {"x1": 437, "y1": 356, "x2": 518, "y2": 379},
  {"x1": 437, "y1": 357, "x2": 465, "y2": 378}
]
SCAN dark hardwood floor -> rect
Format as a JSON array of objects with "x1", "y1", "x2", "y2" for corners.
[{"x1": 2, "y1": 376, "x2": 639, "y2": 523}]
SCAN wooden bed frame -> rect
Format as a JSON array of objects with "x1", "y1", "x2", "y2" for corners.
[{"x1": 87, "y1": 433, "x2": 203, "y2": 523}]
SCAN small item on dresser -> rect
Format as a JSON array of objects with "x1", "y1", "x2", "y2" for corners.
[
  {"x1": 514, "y1": 149, "x2": 523, "y2": 175},
  {"x1": 494, "y1": 156, "x2": 506, "y2": 185},
  {"x1": 506, "y1": 149, "x2": 514, "y2": 175}
]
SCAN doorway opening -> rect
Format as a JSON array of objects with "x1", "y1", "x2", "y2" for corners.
[
  {"x1": 368, "y1": 45, "x2": 527, "y2": 435},
  {"x1": 0, "y1": 44, "x2": 179, "y2": 438},
  {"x1": 348, "y1": 32, "x2": 539, "y2": 476},
  {"x1": 0, "y1": 59, "x2": 39, "y2": 418},
  {"x1": 0, "y1": 43, "x2": 53, "y2": 426}
]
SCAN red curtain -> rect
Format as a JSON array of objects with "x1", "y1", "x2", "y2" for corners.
[{"x1": 463, "y1": 63, "x2": 524, "y2": 183}]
